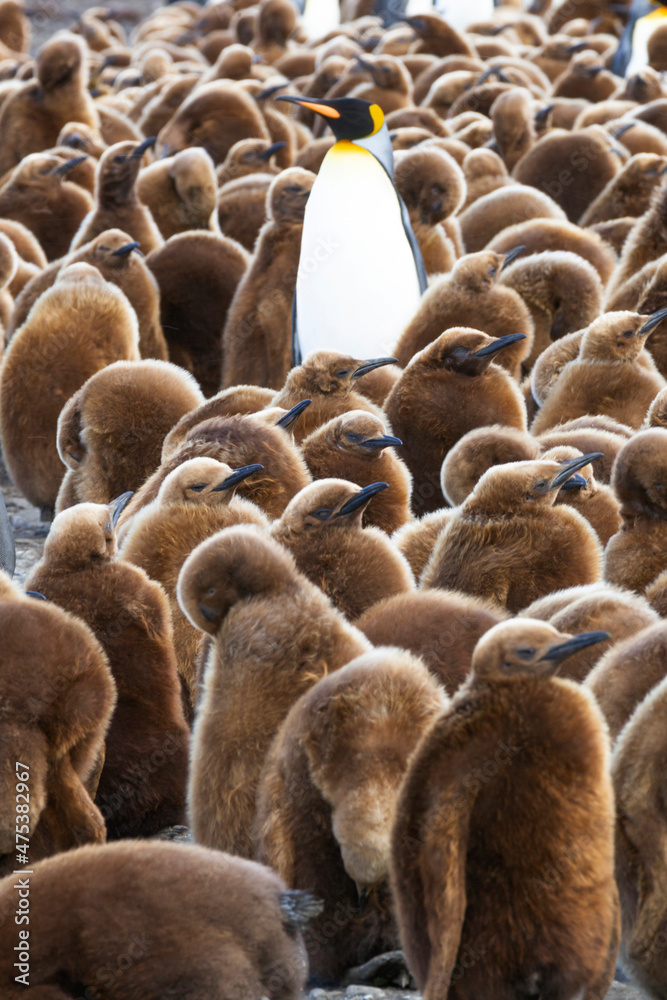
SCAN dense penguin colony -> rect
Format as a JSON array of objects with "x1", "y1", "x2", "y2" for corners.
[{"x1": 2, "y1": 0, "x2": 667, "y2": 997}]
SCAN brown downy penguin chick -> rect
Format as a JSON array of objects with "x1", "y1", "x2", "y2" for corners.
[
  {"x1": 9, "y1": 229, "x2": 167, "y2": 360},
  {"x1": 0, "y1": 841, "x2": 314, "y2": 1000},
  {"x1": 147, "y1": 231, "x2": 249, "y2": 396},
  {"x1": 580, "y1": 153, "x2": 667, "y2": 226},
  {"x1": 356, "y1": 590, "x2": 506, "y2": 694},
  {"x1": 0, "y1": 231, "x2": 16, "y2": 342},
  {"x1": 541, "y1": 444, "x2": 622, "y2": 545},
  {"x1": 216, "y1": 169, "x2": 273, "y2": 251},
  {"x1": 461, "y1": 147, "x2": 515, "y2": 209},
  {"x1": 392, "y1": 508, "x2": 454, "y2": 581},
  {"x1": 348, "y1": 53, "x2": 412, "y2": 114},
  {"x1": 222, "y1": 167, "x2": 314, "y2": 390},
  {"x1": 215, "y1": 136, "x2": 284, "y2": 186},
  {"x1": 612, "y1": 673, "x2": 667, "y2": 998},
  {"x1": 393, "y1": 145, "x2": 465, "y2": 276},
  {"x1": 300, "y1": 410, "x2": 411, "y2": 535},
  {"x1": 488, "y1": 217, "x2": 617, "y2": 287},
  {"x1": 512, "y1": 125, "x2": 623, "y2": 223},
  {"x1": 421, "y1": 454, "x2": 604, "y2": 612},
  {"x1": 158, "y1": 81, "x2": 270, "y2": 165},
  {"x1": 0, "y1": 0, "x2": 29, "y2": 55},
  {"x1": 499, "y1": 250, "x2": 603, "y2": 367},
  {"x1": 24, "y1": 500, "x2": 190, "y2": 839},
  {"x1": 138, "y1": 73, "x2": 200, "y2": 142},
  {"x1": 120, "y1": 458, "x2": 268, "y2": 705},
  {"x1": 271, "y1": 351, "x2": 395, "y2": 444},
  {"x1": 0, "y1": 571, "x2": 115, "y2": 877},
  {"x1": 457, "y1": 184, "x2": 567, "y2": 255},
  {"x1": 254, "y1": 648, "x2": 446, "y2": 985},
  {"x1": 537, "y1": 424, "x2": 630, "y2": 485},
  {"x1": 395, "y1": 250, "x2": 533, "y2": 377},
  {"x1": 270, "y1": 479, "x2": 414, "y2": 620},
  {"x1": 408, "y1": 15, "x2": 475, "y2": 58},
  {"x1": 644, "y1": 385, "x2": 667, "y2": 428},
  {"x1": 55, "y1": 360, "x2": 203, "y2": 512},
  {"x1": 531, "y1": 311, "x2": 667, "y2": 435},
  {"x1": 529, "y1": 329, "x2": 594, "y2": 409},
  {"x1": 0, "y1": 264, "x2": 139, "y2": 516},
  {"x1": 57, "y1": 120, "x2": 107, "y2": 159},
  {"x1": 385, "y1": 329, "x2": 528, "y2": 517},
  {"x1": 441, "y1": 424, "x2": 541, "y2": 507},
  {"x1": 627, "y1": 257, "x2": 667, "y2": 377},
  {"x1": 645, "y1": 568, "x2": 667, "y2": 615},
  {"x1": 608, "y1": 182, "x2": 667, "y2": 300},
  {"x1": 0, "y1": 32, "x2": 98, "y2": 176},
  {"x1": 604, "y1": 428, "x2": 667, "y2": 593},
  {"x1": 180, "y1": 526, "x2": 370, "y2": 857},
  {"x1": 70, "y1": 138, "x2": 163, "y2": 253},
  {"x1": 159, "y1": 384, "x2": 279, "y2": 459},
  {"x1": 522, "y1": 585, "x2": 659, "y2": 682},
  {"x1": 552, "y1": 49, "x2": 618, "y2": 103},
  {"x1": 251, "y1": 0, "x2": 296, "y2": 64},
  {"x1": 490, "y1": 86, "x2": 540, "y2": 172},
  {"x1": 120, "y1": 411, "x2": 312, "y2": 528},
  {"x1": 0, "y1": 153, "x2": 93, "y2": 261},
  {"x1": 588, "y1": 216, "x2": 636, "y2": 257},
  {"x1": 136, "y1": 146, "x2": 218, "y2": 239},
  {"x1": 0, "y1": 218, "x2": 47, "y2": 297},
  {"x1": 391, "y1": 618, "x2": 619, "y2": 1000},
  {"x1": 586, "y1": 621, "x2": 667, "y2": 741}
]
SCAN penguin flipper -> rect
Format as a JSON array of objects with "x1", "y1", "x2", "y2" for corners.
[
  {"x1": 291, "y1": 293, "x2": 303, "y2": 368},
  {"x1": 0, "y1": 487, "x2": 15, "y2": 577},
  {"x1": 399, "y1": 192, "x2": 428, "y2": 295}
]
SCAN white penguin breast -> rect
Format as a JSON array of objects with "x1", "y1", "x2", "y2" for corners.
[{"x1": 296, "y1": 143, "x2": 421, "y2": 359}]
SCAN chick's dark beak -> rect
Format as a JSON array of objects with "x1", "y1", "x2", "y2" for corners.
[
  {"x1": 352, "y1": 357, "x2": 399, "y2": 379},
  {"x1": 336, "y1": 482, "x2": 389, "y2": 517},
  {"x1": 550, "y1": 453, "x2": 603, "y2": 491},
  {"x1": 212, "y1": 464, "x2": 264, "y2": 491},
  {"x1": 539, "y1": 631, "x2": 611, "y2": 664},
  {"x1": 110, "y1": 491, "x2": 134, "y2": 527}
]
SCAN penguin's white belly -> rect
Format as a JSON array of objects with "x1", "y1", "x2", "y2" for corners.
[
  {"x1": 296, "y1": 142, "x2": 421, "y2": 359},
  {"x1": 433, "y1": 0, "x2": 494, "y2": 31}
]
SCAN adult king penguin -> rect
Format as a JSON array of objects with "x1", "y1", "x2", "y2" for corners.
[
  {"x1": 276, "y1": 95, "x2": 427, "y2": 363},
  {"x1": 611, "y1": 0, "x2": 667, "y2": 77}
]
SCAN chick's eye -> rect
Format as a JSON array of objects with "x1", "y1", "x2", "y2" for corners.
[
  {"x1": 285, "y1": 185, "x2": 302, "y2": 194},
  {"x1": 622, "y1": 330, "x2": 634, "y2": 339},
  {"x1": 534, "y1": 481, "x2": 548, "y2": 492},
  {"x1": 313, "y1": 508, "x2": 332, "y2": 520},
  {"x1": 488, "y1": 266, "x2": 497, "y2": 277},
  {"x1": 335, "y1": 369, "x2": 351, "y2": 378},
  {"x1": 516, "y1": 647, "x2": 535, "y2": 660},
  {"x1": 207, "y1": 587, "x2": 216, "y2": 596},
  {"x1": 113, "y1": 155, "x2": 126, "y2": 164},
  {"x1": 189, "y1": 483, "x2": 207, "y2": 492}
]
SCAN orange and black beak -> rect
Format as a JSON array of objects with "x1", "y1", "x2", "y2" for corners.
[{"x1": 276, "y1": 94, "x2": 342, "y2": 119}]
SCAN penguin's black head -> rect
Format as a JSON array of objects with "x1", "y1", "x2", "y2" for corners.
[{"x1": 275, "y1": 96, "x2": 384, "y2": 141}]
